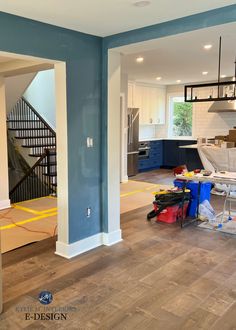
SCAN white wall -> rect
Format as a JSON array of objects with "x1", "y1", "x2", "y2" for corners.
[
  {"x1": 5, "y1": 72, "x2": 36, "y2": 113},
  {"x1": 24, "y1": 69, "x2": 56, "y2": 130},
  {"x1": 192, "y1": 89, "x2": 236, "y2": 138}
]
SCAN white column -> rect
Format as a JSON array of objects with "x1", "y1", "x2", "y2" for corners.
[
  {"x1": 0, "y1": 238, "x2": 2, "y2": 313},
  {"x1": 0, "y1": 75, "x2": 9, "y2": 314},
  {"x1": 0, "y1": 76, "x2": 10, "y2": 210},
  {"x1": 53, "y1": 63, "x2": 70, "y2": 258},
  {"x1": 104, "y1": 50, "x2": 122, "y2": 246},
  {"x1": 120, "y1": 72, "x2": 129, "y2": 183}
]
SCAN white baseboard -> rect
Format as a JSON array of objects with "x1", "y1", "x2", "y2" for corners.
[
  {"x1": 102, "y1": 230, "x2": 123, "y2": 246},
  {"x1": 120, "y1": 175, "x2": 128, "y2": 183},
  {"x1": 55, "y1": 233, "x2": 103, "y2": 259},
  {"x1": 0, "y1": 199, "x2": 11, "y2": 210},
  {"x1": 55, "y1": 230, "x2": 122, "y2": 259}
]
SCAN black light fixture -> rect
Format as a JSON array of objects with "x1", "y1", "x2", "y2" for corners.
[{"x1": 184, "y1": 37, "x2": 236, "y2": 103}]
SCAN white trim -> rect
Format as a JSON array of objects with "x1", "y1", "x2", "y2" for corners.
[
  {"x1": 54, "y1": 62, "x2": 69, "y2": 245},
  {"x1": 55, "y1": 233, "x2": 103, "y2": 259},
  {"x1": 0, "y1": 77, "x2": 9, "y2": 208},
  {"x1": 102, "y1": 230, "x2": 123, "y2": 246},
  {"x1": 107, "y1": 50, "x2": 121, "y2": 233},
  {"x1": 120, "y1": 93, "x2": 128, "y2": 183},
  {"x1": 167, "y1": 93, "x2": 193, "y2": 139},
  {"x1": 122, "y1": 175, "x2": 129, "y2": 183},
  {"x1": 55, "y1": 230, "x2": 123, "y2": 259},
  {"x1": 0, "y1": 199, "x2": 11, "y2": 210}
]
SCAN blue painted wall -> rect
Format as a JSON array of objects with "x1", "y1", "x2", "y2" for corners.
[
  {"x1": 101, "y1": 4, "x2": 236, "y2": 232},
  {"x1": 0, "y1": 11, "x2": 102, "y2": 243}
]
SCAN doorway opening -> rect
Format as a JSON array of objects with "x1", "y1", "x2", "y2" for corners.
[
  {"x1": 107, "y1": 22, "x2": 236, "y2": 232},
  {"x1": 0, "y1": 51, "x2": 68, "y2": 254}
]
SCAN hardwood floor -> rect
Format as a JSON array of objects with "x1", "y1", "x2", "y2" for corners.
[
  {"x1": 1, "y1": 171, "x2": 236, "y2": 329},
  {"x1": 132, "y1": 168, "x2": 174, "y2": 186}
]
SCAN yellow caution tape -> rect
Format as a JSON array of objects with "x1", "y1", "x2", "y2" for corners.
[{"x1": 0, "y1": 212, "x2": 57, "y2": 230}]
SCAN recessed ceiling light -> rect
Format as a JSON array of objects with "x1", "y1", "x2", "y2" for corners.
[
  {"x1": 221, "y1": 74, "x2": 226, "y2": 78},
  {"x1": 176, "y1": 80, "x2": 181, "y2": 83},
  {"x1": 204, "y1": 44, "x2": 212, "y2": 50},
  {"x1": 133, "y1": 0, "x2": 151, "y2": 7},
  {"x1": 136, "y1": 56, "x2": 144, "y2": 63},
  {"x1": 156, "y1": 76, "x2": 162, "y2": 81},
  {"x1": 202, "y1": 71, "x2": 208, "y2": 75}
]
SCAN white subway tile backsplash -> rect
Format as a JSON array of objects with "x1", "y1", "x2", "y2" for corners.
[
  {"x1": 192, "y1": 88, "x2": 236, "y2": 137},
  {"x1": 139, "y1": 125, "x2": 156, "y2": 140}
]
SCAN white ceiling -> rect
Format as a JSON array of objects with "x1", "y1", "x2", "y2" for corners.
[
  {"x1": 0, "y1": 0, "x2": 235, "y2": 36},
  {"x1": 118, "y1": 22, "x2": 236, "y2": 85}
]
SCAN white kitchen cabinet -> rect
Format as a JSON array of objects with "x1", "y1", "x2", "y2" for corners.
[
  {"x1": 131, "y1": 83, "x2": 166, "y2": 125},
  {"x1": 149, "y1": 86, "x2": 166, "y2": 125},
  {"x1": 135, "y1": 84, "x2": 150, "y2": 124}
]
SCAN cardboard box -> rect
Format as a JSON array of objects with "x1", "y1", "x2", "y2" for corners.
[
  {"x1": 215, "y1": 135, "x2": 227, "y2": 141},
  {"x1": 229, "y1": 130, "x2": 236, "y2": 142},
  {"x1": 221, "y1": 141, "x2": 235, "y2": 148}
]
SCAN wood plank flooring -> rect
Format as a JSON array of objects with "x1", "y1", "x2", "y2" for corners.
[{"x1": 1, "y1": 171, "x2": 236, "y2": 329}]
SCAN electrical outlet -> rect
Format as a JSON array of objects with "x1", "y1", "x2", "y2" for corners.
[
  {"x1": 86, "y1": 137, "x2": 93, "y2": 148},
  {"x1": 86, "y1": 207, "x2": 91, "y2": 218},
  {"x1": 87, "y1": 137, "x2": 90, "y2": 148}
]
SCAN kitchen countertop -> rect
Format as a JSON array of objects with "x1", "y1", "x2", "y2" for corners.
[
  {"x1": 139, "y1": 138, "x2": 163, "y2": 141},
  {"x1": 139, "y1": 137, "x2": 197, "y2": 142},
  {"x1": 179, "y1": 144, "x2": 198, "y2": 149}
]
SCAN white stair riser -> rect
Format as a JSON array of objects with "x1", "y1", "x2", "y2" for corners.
[
  {"x1": 21, "y1": 138, "x2": 56, "y2": 145},
  {"x1": 15, "y1": 130, "x2": 51, "y2": 137},
  {"x1": 8, "y1": 123, "x2": 44, "y2": 129}
]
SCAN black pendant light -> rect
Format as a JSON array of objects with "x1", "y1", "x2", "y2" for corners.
[{"x1": 184, "y1": 37, "x2": 236, "y2": 103}]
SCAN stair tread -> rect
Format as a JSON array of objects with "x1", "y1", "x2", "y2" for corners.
[
  {"x1": 39, "y1": 162, "x2": 57, "y2": 166},
  {"x1": 29, "y1": 151, "x2": 56, "y2": 157},
  {"x1": 9, "y1": 128, "x2": 49, "y2": 131},
  {"x1": 28, "y1": 153, "x2": 44, "y2": 157},
  {"x1": 43, "y1": 172, "x2": 57, "y2": 177},
  {"x1": 15, "y1": 135, "x2": 55, "y2": 139},
  {"x1": 7, "y1": 119, "x2": 41, "y2": 122},
  {"x1": 22, "y1": 144, "x2": 56, "y2": 148}
]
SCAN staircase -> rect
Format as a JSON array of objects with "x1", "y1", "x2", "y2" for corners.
[{"x1": 7, "y1": 97, "x2": 57, "y2": 203}]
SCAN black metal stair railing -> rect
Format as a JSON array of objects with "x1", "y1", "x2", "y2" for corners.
[
  {"x1": 8, "y1": 97, "x2": 57, "y2": 203},
  {"x1": 10, "y1": 149, "x2": 57, "y2": 203},
  {"x1": 8, "y1": 97, "x2": 56, "y2": 156}
]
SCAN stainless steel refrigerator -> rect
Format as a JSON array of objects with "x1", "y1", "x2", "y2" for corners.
[{"x1": 127, "y1": 108, "x2": 139, "y2": 176}]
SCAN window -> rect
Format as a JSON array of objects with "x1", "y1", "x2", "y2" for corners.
[{"x1": 169, "y1": 96, "x2": 193, "y2": 137}]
